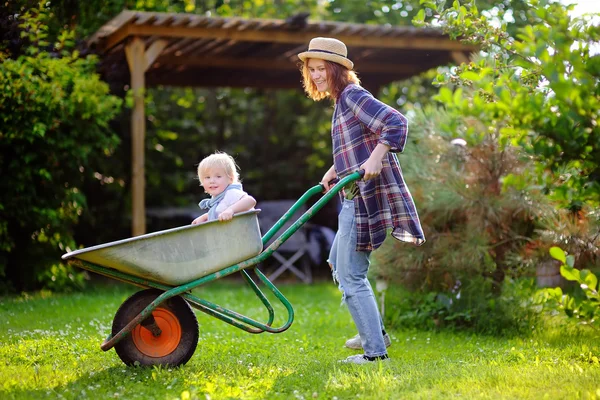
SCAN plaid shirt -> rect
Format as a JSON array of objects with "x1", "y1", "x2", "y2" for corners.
[{"x1": 332, "y1": 84, "x2": 425, "y2": 251}]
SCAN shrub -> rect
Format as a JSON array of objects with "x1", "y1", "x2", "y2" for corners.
[
  {"x1": 0, "y1": 3, "x2": 122, "y2": 291},
  {"x1": 384, "y1": 277, "x2": 542, "y2": 335},
  {"x1": 415, "y1": 1, "x2": 600, "y2": 206},
  {"x1": 537, "y1": 247, "x2": 600, "y2": 329},
  {"x1": 372, "y1": 104, "x2": 549, "y2": 293}
]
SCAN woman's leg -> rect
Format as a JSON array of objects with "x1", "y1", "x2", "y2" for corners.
[{"x1": 329, "y1": 199, "x2": 387, "y2": 358}]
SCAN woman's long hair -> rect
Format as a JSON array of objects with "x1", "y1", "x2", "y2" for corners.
[{"x1": 300, "y1": 59, "x2": 360, "y2": 101}]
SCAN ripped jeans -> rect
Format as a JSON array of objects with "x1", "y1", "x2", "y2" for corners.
[{"x1": 328, "y1": 199, "x2": 387, "y2": 357}]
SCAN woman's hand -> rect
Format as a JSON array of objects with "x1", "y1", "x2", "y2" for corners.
[
  {"x1": 360, "y1": 143, "x2": 391, "y2": 180},
  {"x1": 320, "y1": 166, "x2": 337, "y2": 193},
  {"x1": 360, "y1": 157, "x2": 383, "y2": 180}
]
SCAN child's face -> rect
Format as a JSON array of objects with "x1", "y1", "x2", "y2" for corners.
[
  {"x1": 307, "y1": 58, "x2": 329, "y2": 92},
  {"x1": 200, "y1": 167, "x2": 233, "y2": 197}
]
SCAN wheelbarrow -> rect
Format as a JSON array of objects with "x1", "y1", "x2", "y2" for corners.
[{"x1": 62, "y1": 171, "x2": 364, "y2": 367}]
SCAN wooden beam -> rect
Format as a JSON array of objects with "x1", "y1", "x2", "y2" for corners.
[
  {"x1": 147, "y1": 70, "x2": 301, "y2": 89},
  {"x1": 145, "y1": 39, "x2": 168, "y2": 70},
  {"x1": 88, "y1": 10, "x2": 136, "y2": 46},
  {"x1": 155, "y1": 55, "x2": 296, "y2": 70},
  {"x1": 105, "y1": 24, "x2": 133, "y2": 51},
  {"x1": 125, "y1": 37, "x2": 147, "y2": 237},
  {"x1": 111, "y1": 24, "x2": 477, "y2": 52},
  {"x1": 451, "y1": 50, "x2": 470, "y2": 65},
  {"x1": 161, "y1": 38, "x2": 196, "y2": 57},
  {"x1": 134, "y1": 14, "x2": 157, "y2": 26},
  {"x1": 155, "y1": 55, "x2": 421, "y2": 74},
  {"x1": 147, "y1": 68, "x2": 417, "y2": 89}
]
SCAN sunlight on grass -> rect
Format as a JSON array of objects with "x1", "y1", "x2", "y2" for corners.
[{"x1": 1, "y1": 280, "x2": 599, "y2": 399}]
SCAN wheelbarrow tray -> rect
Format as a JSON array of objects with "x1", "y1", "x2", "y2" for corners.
[{"x1": 62, "y1": 210, "x2": 262, "y2": 286}]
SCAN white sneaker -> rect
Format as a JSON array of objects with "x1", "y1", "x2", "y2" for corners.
[
  {"x1": 344, "y1": 333, "x2": 391, "y2": 350},
  {"x1": 339, "y1": 354, "x2": 390, "y2": 364}
]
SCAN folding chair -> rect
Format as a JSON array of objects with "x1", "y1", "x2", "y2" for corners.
[{"x1": 257, "y1": 200, "x2": 313, "y2": 283}]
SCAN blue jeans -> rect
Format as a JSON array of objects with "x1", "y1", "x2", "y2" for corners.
[{"x1": 328, "y1": 199, "x2": 387, "y2": 357}]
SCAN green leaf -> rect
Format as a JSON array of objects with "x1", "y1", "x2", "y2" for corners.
[
  {"x1": 566, "y1": 255, "x2": 575, "y2": 267},
  {"x1": 546, "y1": 287, "x2": 563, "y2": 300},
  {"x1": 549, "y1": 246, "x2": 566, "y2": 263},
  {"x1": 413, "y1": 9, "x2": 426, "y2": 24},
  {"x1": 583, "y1": 271, "x2": 598, "y2": 291},
  {"x1": 560, "y1": 265, "x2": 580, "y2": 282},
  {"x1": 157, "y1": 130, "x2": 179, "y2": 141},
  {"x1": 436, "y1": 86, "x2": 454, "y2": 104},
  {"x1": 453, "y1": 87, "x2": 463, "y2": 104},
  {"x1": 460, "y1": 71, "x2": 481, "y2": 81}
]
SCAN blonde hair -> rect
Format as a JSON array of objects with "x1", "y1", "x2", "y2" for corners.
[
  {"x1": 300, "y1": 59, "x2": 360, "y2": 101},
  {"x1": 197, "y1": 152, "x2": 240, "y2": 184}
]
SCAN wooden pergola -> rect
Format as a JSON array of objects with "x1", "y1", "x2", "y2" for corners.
[{"x1": 88, "y1": 10, "x2": 475, "y2": 237}]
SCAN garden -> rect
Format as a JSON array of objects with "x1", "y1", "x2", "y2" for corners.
[
  {"x1": 2, "y1": 281, "x2": 599, "y2": 399},
  {"x1": 1, "y1": 0, "x2": 599, "y2": 399}
]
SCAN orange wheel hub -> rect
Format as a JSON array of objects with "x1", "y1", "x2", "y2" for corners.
[{"x1": 132, "y1": 308, "x2": 181, "y2": 357}]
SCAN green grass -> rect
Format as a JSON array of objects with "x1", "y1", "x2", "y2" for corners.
[{"x1": 1, "y1": 280, "x2": 599, "y2": 399}]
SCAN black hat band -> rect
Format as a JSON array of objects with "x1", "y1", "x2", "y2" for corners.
[{"x1": 308, "y1": 49, "x2": 348, "y2": 59}]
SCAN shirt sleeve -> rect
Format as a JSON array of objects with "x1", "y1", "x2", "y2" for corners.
[
  {"x1": 343, "y1": 86, "x2": 408, "y2": 153},
  {"x1": 216, "y1": 189, "x2": 248, "y2": 214}
]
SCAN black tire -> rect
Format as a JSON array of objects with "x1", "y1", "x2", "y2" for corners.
[{"x1": 112, "y1": 289, "x2": 199, "y2": 367}]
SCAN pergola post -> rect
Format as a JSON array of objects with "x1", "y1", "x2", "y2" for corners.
[{"x1": 125, "y1": 37, "x2": 167, "y2": 236}]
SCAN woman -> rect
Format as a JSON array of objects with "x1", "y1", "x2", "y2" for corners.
[{"x1": 298, "y1": 37, "x2": 425, "y2": 364}]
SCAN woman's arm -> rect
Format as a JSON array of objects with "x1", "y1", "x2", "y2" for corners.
[
  {"x1": 218, "y1": 195, "x2": 256, "y2": 221},
  {"x1": 344, "y1": 87, "x2": 408, "y2": 153},
  {"x1": 360, "y1": 143, "x2": 391, "y2": 180}
]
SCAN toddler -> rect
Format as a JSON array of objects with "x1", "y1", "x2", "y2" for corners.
[{"x1": 191, "y1": 152, "x2": 256, "y2": 224}]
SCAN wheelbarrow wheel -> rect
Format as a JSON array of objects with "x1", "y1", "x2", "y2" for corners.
[{"x1": 112, "y1": 289, "x2": 199, "y2": 367}]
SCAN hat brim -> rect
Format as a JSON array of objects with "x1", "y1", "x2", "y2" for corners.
[{"x1": 298, "y1": 51, "x2": 354, "y2": 70}]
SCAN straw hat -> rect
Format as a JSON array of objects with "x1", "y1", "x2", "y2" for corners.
[{"x1": 298, "y1": 37, "x2": 354, "y2": 70}]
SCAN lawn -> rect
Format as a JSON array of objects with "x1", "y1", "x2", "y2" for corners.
[{"x1": 1, "y1": 279, "x2": 599, "y2": 399}]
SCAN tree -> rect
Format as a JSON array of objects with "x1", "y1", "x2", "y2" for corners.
[
  {"x1": 371, "y1": 1, "x2": 600, "y2": 327},
  {"x1": 1, "y1": 0, "x2": 560, "y2": 292},
  {"x1": 372, "y1": 103, "x2": 550, "y2": 291},
  {"x1": 414, "y1": 0, "x2": 600, "y2": 207},
  {"x1": 0, "y1": 3, "x2": 122, "y2": 291}
]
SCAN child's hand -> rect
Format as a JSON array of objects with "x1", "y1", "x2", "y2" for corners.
[
  {"x1": 192, "y1": 214, "x2": 208, "y2": 225},
  {"x1": 218, "y1": 208, "x2": 234, "y2": 221}
]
